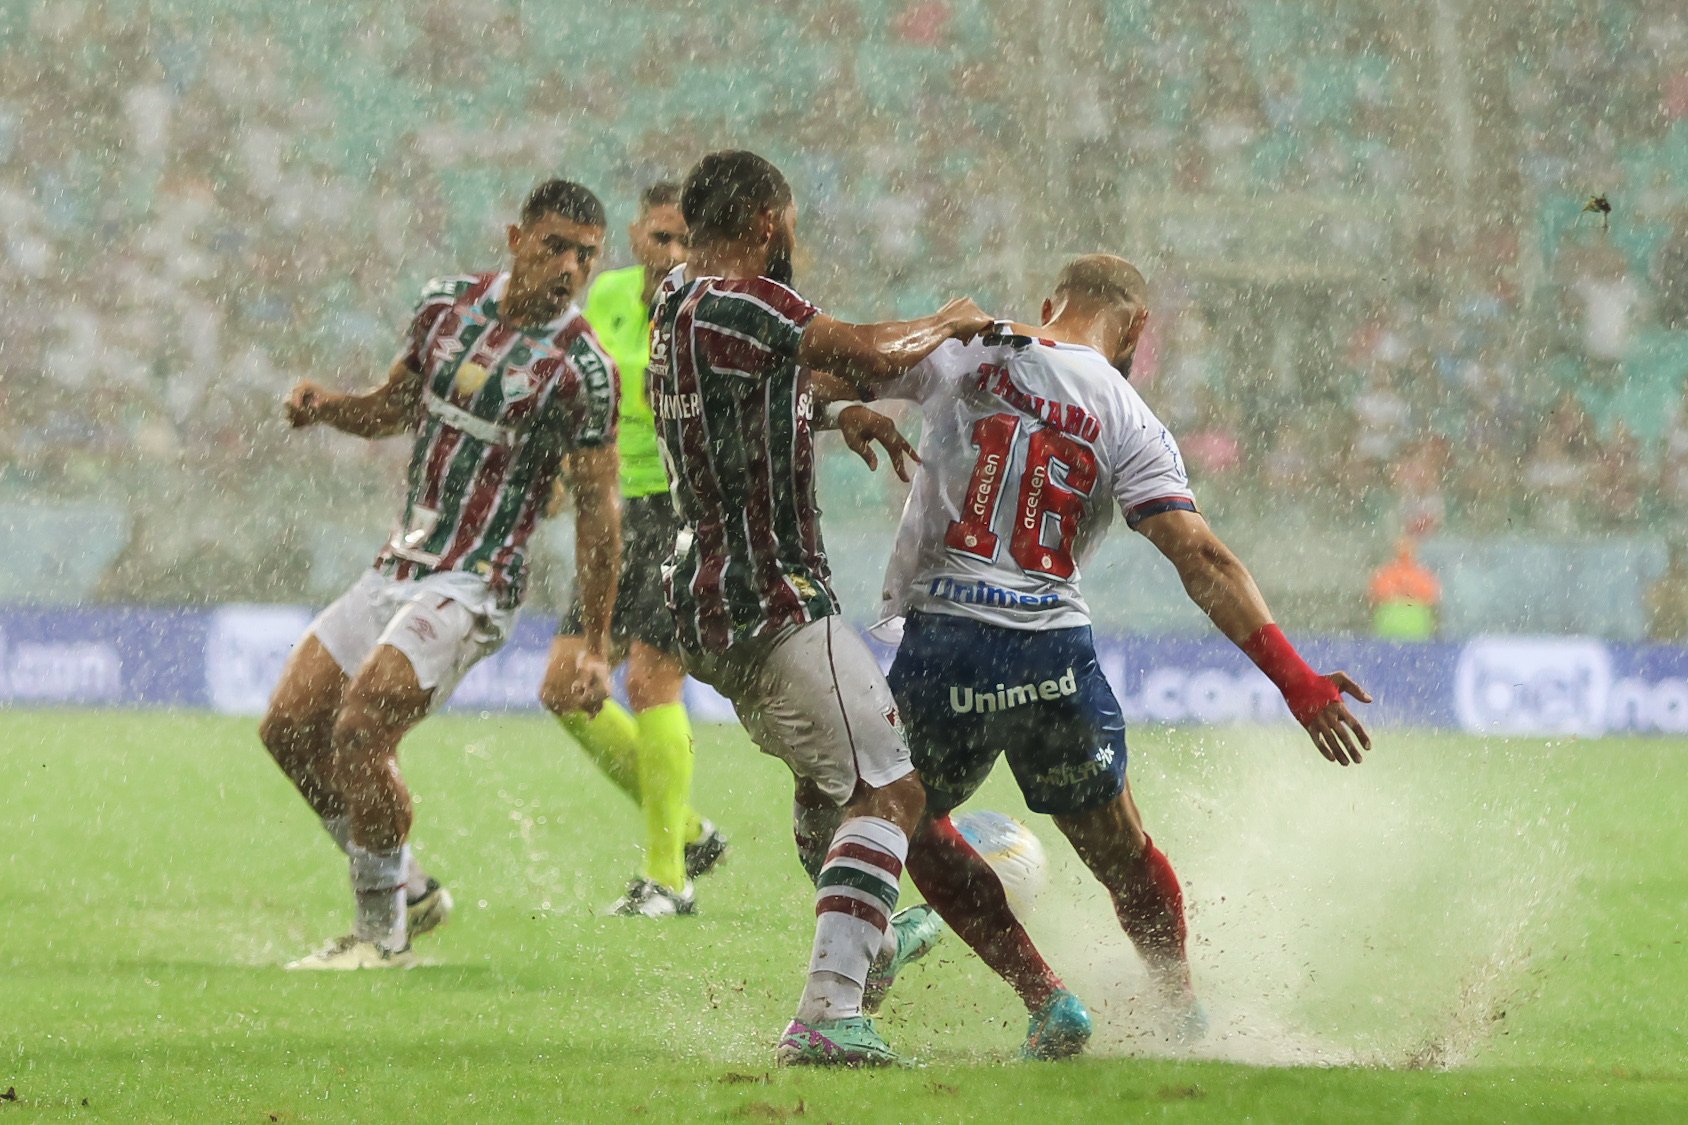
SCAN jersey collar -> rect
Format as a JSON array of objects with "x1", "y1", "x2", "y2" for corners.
[{"x1": 983, "y1": 320, "x2": 1097, "y2": 356}]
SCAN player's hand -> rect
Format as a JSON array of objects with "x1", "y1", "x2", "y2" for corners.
[
  {"x1": 1298, "y1": 672, "x2": 1372, "y2": 766},
  {"x1": 285, "y1": 381, "x2": 328, "y2": 428},
  {"x1": 838, "y1": 405, "x2": 922, "y2": 483},
  {"x1": 939, "y1": 297, "x2": 993, "y2": 342},
  {"x1": 561, "y1": 650, "x2": 615, "y2": 718}
]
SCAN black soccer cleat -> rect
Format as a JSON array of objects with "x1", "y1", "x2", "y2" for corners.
[{"x1": 684, "y1": 821, "x2": 730, "y2": 880}]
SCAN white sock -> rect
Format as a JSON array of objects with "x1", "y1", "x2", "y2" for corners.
[
  {"x1": 795, "y1": 816, "x2": 907, "y2": 1024},
  {"x1": 325, "y1": 814, "x2": 429, "y2": 901},
  {"x1": 347, "y1": 841, "x2": 408, "y2": 950}
]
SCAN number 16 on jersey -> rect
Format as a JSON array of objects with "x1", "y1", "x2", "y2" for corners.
[{"x1": 943, "y1": 413, "x2": 1098, "y2": 580}]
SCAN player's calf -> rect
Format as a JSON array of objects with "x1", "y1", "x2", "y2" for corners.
[{"x1": 907, "y1": 813, "x2": 1065, "y2": 1013}]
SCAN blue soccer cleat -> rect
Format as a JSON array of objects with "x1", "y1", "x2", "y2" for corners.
[
  {"x1": 1168, "y1": 996, "x2": 1210, "y2": 1045},
  {"x1": 1021, "y1": 989, "x2": 1093, "y2": 1061}
]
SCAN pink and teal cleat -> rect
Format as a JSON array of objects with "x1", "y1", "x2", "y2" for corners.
[{"x1": 775, "y1": 1017, "x2": 898, "y2": 1067}]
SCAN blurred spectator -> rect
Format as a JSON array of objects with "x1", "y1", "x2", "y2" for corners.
[
  {"x1": 1368, "y1": 538, "x2": 1442, "y2": 641},
  {"x1": 3, "y1": 0, "x2": 1685, "y2": 609}
]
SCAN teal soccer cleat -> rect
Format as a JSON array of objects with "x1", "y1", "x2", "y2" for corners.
[
  {"x1": 863, "y1": 903, "x2": 946, "y2": 1014},
  {"x1": 775, "y1": 1017, "x2": 898, "y2": 1067},
  {"x1": 1021, "y1": 989, "x2": 1093, "y2": 1061}
]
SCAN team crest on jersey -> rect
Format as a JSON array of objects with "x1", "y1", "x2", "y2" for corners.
[
  {"x1": 454, "y1": 361, "x2": 491, "y2": 397},
  {"x1": 501, "y1": 362, "x2": 541, "y2": 403},
  {"x1": 882, "y1": 705, "x2": 900, "y2": 729}
]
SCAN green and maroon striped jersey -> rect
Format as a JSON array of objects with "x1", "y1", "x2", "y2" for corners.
[
  {"x1": 375, "y1": 272, "x2": 618, "y2": 609},
  {"x1": 647, "y1": 266, "x2": 835, "y2": 654}
]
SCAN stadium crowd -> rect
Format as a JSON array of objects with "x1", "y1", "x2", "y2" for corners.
[{"x1": 1, "y1": 0, "x2": 1685, "y2": 604}]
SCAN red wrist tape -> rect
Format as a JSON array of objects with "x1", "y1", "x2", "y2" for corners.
[{"x1": 1241, "y1": 624, "x2": 1338, "y2": 725}]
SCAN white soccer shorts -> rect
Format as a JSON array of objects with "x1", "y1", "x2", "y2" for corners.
[
  {"x1": 688, "y1": 615, "x2": 914, "y2": 805},
  {"x1": 307, "y1": 570, "x2": 514, "y2": 710}
]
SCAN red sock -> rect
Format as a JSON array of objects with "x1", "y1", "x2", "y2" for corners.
[
  {"x1": 908, "y1": 815, "x2": 1064, "y2": 1012},
  {"x1": 1107, "y1": 835, "x2": 1192, "y2": 993}
]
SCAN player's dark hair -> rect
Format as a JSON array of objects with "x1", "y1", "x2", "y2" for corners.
[
  {"x1": 681, "y1": 151, "x2": 791, "y2": 242},
  {"x1": 520, "y1": 179, "x2": 606, "y2": 229},
  {"x1": 638, "y1": 181, "x2": 682, "y2": 213}
]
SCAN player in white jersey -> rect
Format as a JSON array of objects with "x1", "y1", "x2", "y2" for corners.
[{"x1": 873, "y1": 255, "x2": 1373, "y2": 1058}]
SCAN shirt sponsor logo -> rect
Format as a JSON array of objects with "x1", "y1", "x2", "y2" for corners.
[
  {"x1": 950, "y1": 668, "x2": 1077, "y2": 714},
  {"x1": 928, "y1": 576, "x2": 1062, "y2": 609}
]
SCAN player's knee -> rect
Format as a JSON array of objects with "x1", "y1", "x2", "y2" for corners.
[
  {"x1": 330, "y1": 700, "x2": 381, "y2": 757},
  {"x1": 866, "y1": 770, "x2": 927, "y2": 830},
  {"x1": 624, "y1": 670, "x2": 673, "y2": 712}
]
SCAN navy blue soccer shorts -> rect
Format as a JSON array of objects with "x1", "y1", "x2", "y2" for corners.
[{"x1": 886, "y1": 611, "x2": 1128, "y2": 816}]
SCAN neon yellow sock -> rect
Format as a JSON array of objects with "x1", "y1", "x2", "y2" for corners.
[
  {"x1": 557, "y1": 701, "x2": 641, "y2": 804},
  {"x1": 635, "y1": 703, "x2": 694, "y2": 890}
]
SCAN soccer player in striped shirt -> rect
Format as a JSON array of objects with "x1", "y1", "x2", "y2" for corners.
[
  {"x1": 260, "y1": 180, "x2": 623, "y2": 969},
  {"x1": 543, "y1": 182, "x2": 729, "y2": 917},
  {"x1": 651, "y1": 151, "x2": 992, "y2": 1066}
]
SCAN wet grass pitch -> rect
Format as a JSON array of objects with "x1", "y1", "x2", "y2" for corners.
[{"x1": 4, "y1": 711, "x2": 1684, "y2": 1121}]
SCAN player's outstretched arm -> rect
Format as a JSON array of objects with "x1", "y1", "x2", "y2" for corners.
[
  {"x1": 796, "y1": 298, "x2": 993, "y2": 386},
  {"x1": 285, "y1": 359, "x2": 423, "y2": 439},
  {"x1": 559, "y1": 445, "x2": 621, "y2": 716},
  {"x1": 1137, "y1": 508, "x2": 1373, "y2": 765},
  {"x1": 808, "y1": 371, "x2": 921, "y2": 482}
]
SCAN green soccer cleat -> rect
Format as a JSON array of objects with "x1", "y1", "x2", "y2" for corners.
[
  {"x1": 862, "y1": 903, "x2": 946, "y2": 1014},
  {"x1": 1021, "y1": 989, "x2": 1093, "y2": 1061},
  {"x1": 775, "y1": 1016, "x2": 898, "y2": 1067}
]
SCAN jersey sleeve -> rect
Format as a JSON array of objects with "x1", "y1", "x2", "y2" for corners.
[
  {"x1": 395, "y1": 276, "x2": 469, "y2": 372},
  {"x1": 554, "y1": 330, "x2": 621, "y2": 450},
  {"x1": 1112, "y1": 389, "x2": 1198, "y2": 529},
  {"x1": 691, "y1": 277, "x2": 820, "y2": 379}
]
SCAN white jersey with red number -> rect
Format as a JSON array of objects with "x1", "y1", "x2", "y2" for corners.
[{"x1": 876, "y1": 328, "x2": 1197, "y2": 633}]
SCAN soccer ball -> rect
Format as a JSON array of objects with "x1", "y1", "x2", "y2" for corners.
[{"x1": 952, "y1": 810, "x2": 1048, "y2": 918}]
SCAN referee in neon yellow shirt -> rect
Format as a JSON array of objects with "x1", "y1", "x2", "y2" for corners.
[{"x1": 542, "y1": 183, "x2": 726, "y2": 916}]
